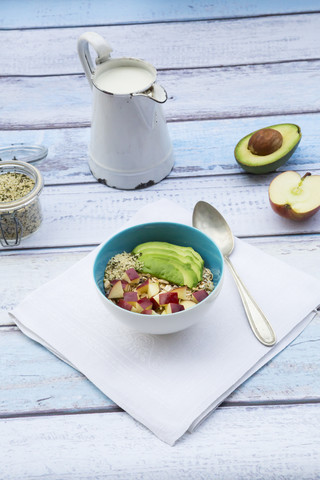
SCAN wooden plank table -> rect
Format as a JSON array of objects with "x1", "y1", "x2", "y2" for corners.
[{"x1": 0, "y1": 1, "x2": 319, "y2": 478}]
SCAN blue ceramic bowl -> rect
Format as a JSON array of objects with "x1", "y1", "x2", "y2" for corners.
[{"x1": 93, "y1": 222, "x2": 224, "y2": 334}]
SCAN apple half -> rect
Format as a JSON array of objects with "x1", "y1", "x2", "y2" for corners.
[{"x1": 269, "y1": 171, "x2": 320, "y2": 221}]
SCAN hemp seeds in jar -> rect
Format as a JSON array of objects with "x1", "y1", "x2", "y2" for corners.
[{"x1": 0, "y1": 161, "x2": 44, "y2": 247}]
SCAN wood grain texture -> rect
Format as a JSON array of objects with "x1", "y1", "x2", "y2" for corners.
[
  {"x1": 0, "y1": 175, "x2": 318, "y2": 252},
  {"x1": 0, "y1": 113, "x2": 318, "y2": 184},
  {"x1": 0, "y1": 313, "x2": 319, "y2": 417},
  {"x1": 1, "y1": 235, "x2": 319, "y2": 326},
  {"x1": 1, "y1": 14, "x2": 320, "y2": 75},
  {"x1": 1, "y1": 4, "x2": 320, "y2": 470},
  {"x1": 0, "y1": 404, "x2": 319, "y2": 479},
  {"x1": 1, "y1": 238, "x2": 319, "y2": 417},
  {"x1": 1, "y1": 1, "x2": 320, "y2": 29},
  {"x1": 2, "y1": 60, "x2": 320, "y2": 129}
]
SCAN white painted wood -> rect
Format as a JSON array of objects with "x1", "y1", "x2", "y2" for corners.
[
  {"x1": 1, "y1": 60, "x2": 320, "y2": 129},
  {"x1": 1, "y1": 14, "x2": 320, "y2": 75},
  {"x1": 0, "y1": 175, "x2": 318, "y2": 251},
  {"x1": 1, "y1": 314, "x2": 319, "y2": 416},
  {"x1": 1, "y1": 6, "x2": 319, "y2": 474},
  {"x1": 1, "y1": 235, "x2": 319, "y2": 326},
  {"x1": 0, "y1": 112, "x2": 318, "y2": 184},
  {"x1": 1, "y1": 237, "x2": 319, "y2": 416},
  {"x1": 2, "y1": 0, "x2": 319, "y2": 29},
  {"x1": 0, "y1": 404, "x2": 319, "y2": 479},
  {"x1": 0, "y1": 249, "x2": 89, "y2": 318}
]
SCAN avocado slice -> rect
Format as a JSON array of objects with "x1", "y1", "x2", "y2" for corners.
[
  {"x1": 234, "y1": 123, "x2": 301, "y2": 174},
  {"x1": 133, "y1": 241, "x2": 204, "y2": 271},
  {"x1": 139, "y1": 254, "x2": 198, "y2": 288},
  {"x1": 132, "y1": 241, "x2": 204, "y2": 288}
]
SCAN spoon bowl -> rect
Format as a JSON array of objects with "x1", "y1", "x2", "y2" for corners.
[
  {"x1": 193, "y1": 201, "x2": 276, "y2": 347},
  {"x1": 192, "y1": 201, "x2": 234, "y2": 256}
]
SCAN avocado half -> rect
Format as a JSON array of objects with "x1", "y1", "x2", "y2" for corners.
[{"x1": 234, "y1": 123, "x2": 301, "y2": 174}]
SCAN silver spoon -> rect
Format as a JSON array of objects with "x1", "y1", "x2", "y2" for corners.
[{"x1": 192, "y1": 201, "x2": 276, "y2": 347}]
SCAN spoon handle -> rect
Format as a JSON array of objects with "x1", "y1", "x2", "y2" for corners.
[{"x1": 224, "y1": 256, "x2": 276, "y2": 346}]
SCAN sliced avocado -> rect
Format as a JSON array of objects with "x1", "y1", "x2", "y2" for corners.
[
  {"x1": 234, "y1": 123, "x2": 301, "y2": 174},
  {"x1": 132, "y1": 241, "x2": 204, "y2": 288},
  {"x1": 139, "y1": 254, "x2": 198, "y2": 288},
  {"x1": 133, "y1": 241, "x2": 204, "y2": 271}
]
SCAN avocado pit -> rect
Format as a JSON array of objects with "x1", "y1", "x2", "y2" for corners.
[{"x1": 248, "y1": 128, "x2": 283, "y2": 156}]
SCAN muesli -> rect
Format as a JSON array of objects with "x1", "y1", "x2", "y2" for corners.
[{"x1": 104, "y1": 246, "x2": 214, "y2": 315}]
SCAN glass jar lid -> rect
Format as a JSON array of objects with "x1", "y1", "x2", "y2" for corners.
[{"x1": 0, "y1": 144, "x2": 48, "y2": 163}]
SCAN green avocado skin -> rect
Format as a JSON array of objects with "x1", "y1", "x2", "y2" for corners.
[
  {"x1": 234, "y1": 124, "x2": 301, "y2": 174},
  {"x1": 235, "y1": 140, "x2": 301, "y2": 174},
  {"x1": 132, "y1": 241, "x2": 204, "y2": 288}
]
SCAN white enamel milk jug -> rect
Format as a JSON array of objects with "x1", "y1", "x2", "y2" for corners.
[{"x1": 77, "y1": 32, "x2": 174, "y2": 189}]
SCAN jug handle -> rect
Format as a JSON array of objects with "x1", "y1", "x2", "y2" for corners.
[{"x1": 77, "y1": 32, "x2": 113, "y2": 88}]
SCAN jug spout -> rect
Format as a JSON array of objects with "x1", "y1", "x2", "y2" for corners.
[
  {"x1": 133, "y1": 83, "x2": 167, "y2": 129},
  {"x1": 133, "y1": 83, "x2": 167, "y2": 104}
]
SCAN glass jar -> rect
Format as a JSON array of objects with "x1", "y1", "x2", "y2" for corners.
[{"x1": 0, "y1": 161, "x2": 44, "y2": 247}]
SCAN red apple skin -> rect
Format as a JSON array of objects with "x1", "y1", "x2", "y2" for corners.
[
  {"x1": 269, "y1": 201, "x2": 320, "y2": 221},
  {"x1": 151, "y1": 294, "x2": 160, "y2": 309},
  {"x1": 166, "y1": 303, "x2": 185, "y2": 314},
  {"x1": 192, "y1": 290, "x2": 209, "y2": 303},
  {"x1": 123, "y1": 291, "x2": 138, "y2": 304},
  {"x1": 159, "y1": 292, "x2": 179, "y2": 305},
  {"x1": 111, "y1": 279, "x2": 128, "y2": 287},
  {"x1": 117, "y1": 299, "x2": 133, "y2": 311},
  {"x1": 171, "y1": 286, "x2": 187, "y2": 300},
  {"x1": 123, "y1": 268, "x2": 140, "y2": 284},
  {"x1": 141, "y1": 309, "x2": 156, "y2": 315},
  {"x1": 111, "y1": 279, "x2": 130, "y2": 291},
  {"x1": 136, "y1": 280, "x2": 149, "y2": 294},
  {"x1": 268, "y1": 171, "x2": 320, "y2": 221},
  {"x1": 137, "y1": 298, "x2": 153, "y2": 310}
]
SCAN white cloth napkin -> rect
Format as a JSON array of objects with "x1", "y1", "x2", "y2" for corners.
[{"x1": 10, "y1": 199, "x2": 320, "y2": 445}]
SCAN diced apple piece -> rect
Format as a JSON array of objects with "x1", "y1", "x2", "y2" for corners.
[
  {"x1": 159, "y1": 292, "x2": 179, "y2": 305},
  {"x1": 123, "y1": 291, "x2": 138, "y2": 305},
  {"x1": 171, "y1": 286, "x2": 187, "y2": 300},
  {"x1": 165, "y1": 303, "x2": 185, "y2": 314},
  {"x1": 133, "y1": 302, "x2": 144, "y2": 313},
  {"x1": 123, "y1": 268, "x2": 140, "y2": 284},
  {"x1": 141, "y1": 309, "x2": 157, "y2": 315},
  {"x1": 117, "y1": 299, "x2": 133, "y2": 311},
  {"x1": 192, "y1": 290, "x2": 209, "y2": 303},
  {"x1": 111, "y1": 279, "x2": 129, "y2": 291},
  {"x1": 147, "y1": 281, "x2": 160, "y2": 298},
  {"x1": 137, "y1": 298, "x2": 153, "y2": 310},
  {"x1": 151, "y1": 294, "x2": 160, "y2": 309},
  {"x1": 136, "y1": 279, "x2": 149, "y2": 295},
  {"x1": 108, "y1": 280, "x2": 124, "y2": 299},
  {"x1": 180, "y1": 300, "x2": 197, "y2": 310}
]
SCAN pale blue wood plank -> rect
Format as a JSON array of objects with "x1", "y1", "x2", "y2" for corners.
[
  {"x1": 1, "y1": 315, "x2": 319, "y2": 416},
  {"x1": 1, "y1": 404, "x2": 319, "y2": 479},
  {"x1": 1, "y1": 0, "x2": 320, "y2": 29},
  {"x1": 0, "y1": 113, "x2": 317, "y2": 184},
  {"x1": 0, "y1": 327, "x2": 115, "y2": 414},
  {"x1": 1, "y1": 14, "x2": 320, "y2": 76},
  {"x1": 1, "y1": 236, "x2": 319, "y2": 324},
  {"x1": 1, "y1": 61, "x2": 320, "y2": 129},
  {"x1": 0, "y1": 173, "x2": 319, "y2": 251}
]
